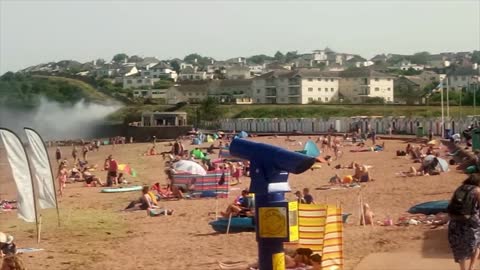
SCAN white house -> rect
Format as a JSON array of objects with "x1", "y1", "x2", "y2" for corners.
[
  {"x1": 123, "y1": 76, "x2": 160, "y2": 89},
  {"x1": 252, "y1": 69, "x2": 340, "y2": 104},
  {"x1": 178, "y1": 66, "x2": 213, "y2": 81},
  {"x1": 225, "y1": 65, "x2": 251, "y2": 79},
  {"x1": 141, "y1": 62, "x2": 178, "y2": 81},
  {"x1": 339, "y1": 69, "x2": 395, "y2": 103}
]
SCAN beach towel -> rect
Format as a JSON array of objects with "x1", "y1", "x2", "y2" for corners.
[{"x1": 17, "y1": 248, "x2": 44, "y2": 253}]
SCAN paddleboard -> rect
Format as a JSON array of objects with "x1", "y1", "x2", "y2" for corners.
[{"x1": 101, "y1": 186, "x2": 142, "y2": 193}]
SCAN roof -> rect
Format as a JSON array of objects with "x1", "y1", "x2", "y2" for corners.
[
  {"x1": 217, "y1": 79, "x2": 252, "y2": 87},
  {"x1": 399, "y1": 76, "x2": 431, "y2": 88},
  {"x1": 340, "y1": 68, "x2": 395, "y2": 78},
  {"x1": 370, "y1": 54, "x2": 388, "y2": 61},
  {"x1": 448, "y1": 67, "x2": 480, "y2": 76},
  {"x1": 254, "y1": 68, "x2": 340, "y2": 79},
  {"x1": 151, "y1": 62, "x2": 172, "y2": 70}
]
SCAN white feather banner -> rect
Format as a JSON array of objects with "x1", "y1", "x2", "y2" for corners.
[
  {"x1": 0, "y1": 128, "x2": 37, "y2": 222},
  {"x1": 25, "y1": 128, "x2": 57, "y2": 209}
]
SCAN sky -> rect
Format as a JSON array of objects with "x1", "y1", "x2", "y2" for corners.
[{"x1": 0, "y1": 0, "x2": 479, "y2": 74}]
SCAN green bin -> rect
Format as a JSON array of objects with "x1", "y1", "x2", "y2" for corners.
[
  {"x1": 472, "y1": 128, "x2": 480, "y2": 151},
  {"x1": 416, "y1": 127, "x2": 424, "y2": 138}
]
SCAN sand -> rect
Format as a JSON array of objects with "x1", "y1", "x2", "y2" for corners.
[{"x1": 0, "y1": 136, "x2": 466, "y2": 270}]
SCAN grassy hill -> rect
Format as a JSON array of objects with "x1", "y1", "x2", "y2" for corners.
[{"x1": 0, "y1": 73, "x2": 113, "y2": 108}]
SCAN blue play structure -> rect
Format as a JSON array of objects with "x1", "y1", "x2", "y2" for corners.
[{"x1": 230, "y1": 138, "x2": 315, "y2": 270}]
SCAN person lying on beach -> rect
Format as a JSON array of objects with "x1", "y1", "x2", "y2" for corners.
[
  {"x1": 285, "y1": 136, "x2": 296, "y2": 142},
  {"x1": 329, "y1": 174, "x2": 342, "y2": 185},
  {"x1": 221, "y1": 190, "x2": 254, "y2": 217},
  {"x1": 82, "y1": 169, "x2": 105, "y2": 186},
  {"x1": 397, "y1": 166, "x2": 424, "y2": 177}
]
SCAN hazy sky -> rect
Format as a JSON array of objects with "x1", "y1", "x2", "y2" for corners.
[{"x1": 1, "y1": 0, "x2": 479, "y2": 73}]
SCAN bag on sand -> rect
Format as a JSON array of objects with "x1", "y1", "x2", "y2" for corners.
[{"x1": 448, "y1": 184, "x2": 477, "y2": 218}]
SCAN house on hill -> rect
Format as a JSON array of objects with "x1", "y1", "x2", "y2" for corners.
[
  {"x1": 141, "y1": 62, "x2": 178, "y2": 81},
  {"x1": 225, "y1": 65, "x2": 251, "y2": 79},
  {"x1": 178, "y1": 66, "x2": 213, "y2": 81}
]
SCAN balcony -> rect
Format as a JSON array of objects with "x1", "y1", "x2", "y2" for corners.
[
  {"x1": 288, "y1": 90, "x2": 300, "y2": 96},
  {"x1": 288, "y1": 79, "x2": 300, "y2": 86},
  {"x1": 265, "y1": 89, "x2": 277, "y2": 97}
]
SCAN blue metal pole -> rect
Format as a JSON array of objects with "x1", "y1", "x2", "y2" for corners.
[{"x1": 255, "y1": 193, "x2": 286, "y2": 270}]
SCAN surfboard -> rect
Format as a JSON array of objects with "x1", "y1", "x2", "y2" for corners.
[{"x1": 101, "y1": 186, "x2": 142, "y2": 193}]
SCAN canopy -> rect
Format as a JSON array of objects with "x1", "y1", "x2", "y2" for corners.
[
  {"x1": 237, "y1": 131, "x2": 248, "y2": 138},
  {"x1": 423, "y1": 155, "x2": 449, "y2": 172},
  {"x1": 303, "y1": 140, "x2": 321, "y2": 158},
  {"x1": 172, "y1": 160, "x2": 207, "y2": 175}
]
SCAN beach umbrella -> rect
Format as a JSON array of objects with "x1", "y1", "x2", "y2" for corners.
[
  {"x1": 423, "y1": 155, "x2": 449, "y2": 172},
  {"x1": 118, "y1": 164, "x2": 137, "y2": 177},
  {"x1": 172, "y1": 160, "x2": 207, "y2": 175}
]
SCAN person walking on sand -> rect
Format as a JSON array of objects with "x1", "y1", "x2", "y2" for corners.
[
  {"x1": 71, "y1": 145, "x2": 78, "y2": 164},
  {"x1": 55, "y1": 147, "x2": 62, "y2": 164},
  {"x1": 448, "y1": 174, "x2": 480, "y2": 270},
  {"x1": 82, "y1": 144, "x2": 89, "y2": 162},
  {"x1": 57, "y1": 163, "x2": 68, "y2": 196}
]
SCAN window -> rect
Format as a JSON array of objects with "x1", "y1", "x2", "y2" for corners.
[
  {"x1": 308, "y1": 78, "x2": 313, "y2": 81},
  {"x1": 153, "y1": 75, "x2": 158, "y2": 78},
  {"x1": 330, "y1": 79, "x2": 334, "y2": 82},
  {"x1": 137, "y1": 79, "x2": 142, "y2": 83},
  {"x1": 196, "y1": 93, "x2": 199, "y2": 96},
  {"x1": 256, "y1": 99, "x2": 260, "y2": 103},
  {"x1": 317, "y1": 78, "x2": 322, "y2": 81},
  {"x1": 387, "y1": 88, "x2": 391, "y2": 91},
  {"x1": 188, "y1": 93, "x2": 192, "y2": 96},
  {"x1": 318, "y1": 88, "x2": 321, "y2": 91},
  {"x1": 374, "y1": 78, "x2": 379, "y2": 82},
  {"x1": 354, "y1": 89, "x2": 357, "y2": 92},
  {"x1": 325, "y1": 88, "x2": 328, "y2": 92},
  {"x1": 331, "y1": 88, "x2": 334, "y2": 92},
  {"x1": 325, "y1": 97, "x2": 329, "y2": 101},
  {"x1": 257, "y1": 89, "x2": 260, "y2": 94},
  {"x1": 308, "y1": 87, "x2": 313, "y2": 92},
  {"x1": 375, "y1": 87, "x2": 380, "y2": 91},
  {"x1": 387, "y1": 97, "x2": 391, "y2": 101},
  {"x1": 144, "y1": 72, "x2": 150, "y2": 76},
  {"x1": 308, "y1": 97, "x2": 314, "y2": 102},
  {"x1": 387, "y1": 78, "x2": 391, "y2": 81},
  {"x1": 134, "y1": 91, "x2": 139, "y2": 94}
]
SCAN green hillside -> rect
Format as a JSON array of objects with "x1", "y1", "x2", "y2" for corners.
[{"x1": 0, "y1": 72, "x2": 112, "y2": 108}]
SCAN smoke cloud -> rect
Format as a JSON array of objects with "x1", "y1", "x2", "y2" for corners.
[{"x1": 0, "y1": 98, "x2": 122, "y2": 141}]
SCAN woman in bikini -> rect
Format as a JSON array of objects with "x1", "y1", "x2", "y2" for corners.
[{"x1": 57, "y1": 163, "x2": 68, "y2": 196}]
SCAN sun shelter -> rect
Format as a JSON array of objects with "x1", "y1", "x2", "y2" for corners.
[
  {"x1": 304, "y1": 140, "x2": 321, "y2": 158},
  {"x1": 171, "y1": 170, "x2": 230, "y2": 198}
]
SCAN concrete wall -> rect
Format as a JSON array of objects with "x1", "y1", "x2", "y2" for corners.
[{"x1": 126, "y1": 125, "x2": 193, "y2": 142}]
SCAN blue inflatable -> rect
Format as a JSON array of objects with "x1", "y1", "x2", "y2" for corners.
[
  {"x1": 237, "y1": 131, "x2": 248, "y2": 138},
  {"x1": 408, "y1": 200, "x2": 449, "y2": 215},
  {"x1": 209, "y1": 217, "x2": 255, "y2": 233}
]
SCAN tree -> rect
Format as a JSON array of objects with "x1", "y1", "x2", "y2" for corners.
[
  {"x1": 184, "y1": 53, "x2": 203, "y2": 64},
  {"x1": 198, "y1": 97, "x2": 223, "y2": 121},
  {"x1": 274, "y1": 51, "x2": 285, "y2": 62},
  {"x1": 472, "y1": 50, "x2": 480, "y2": 64},
  {"x1": 128, "y1": 55, "x2": 143, "y2": 63},
  {"x1": 409, "y1": 51, "x2": 430, "y2": 65},
  {"x1": 112, "y1": 53, "x2": 128, "y2": 63},
  {"x1": 170, "y1": 60, "x2": 181, "y2": 73},
  {"x1": 153, "y1": 80, "x2": 173, "y2": 89},
  {"x1": 285, "y1": 51, "x2": 298, "y2": 63},
  {"x1": 247, "y1": 54, "x2": 273, "y2": 65}
]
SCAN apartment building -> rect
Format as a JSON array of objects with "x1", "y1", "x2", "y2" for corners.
[
  {"x1": 252, "y1": 69, "x2": 340, "y2": 104},
  {"x1": 339, "y1": 69, "x2": 395, "y2": 103}
]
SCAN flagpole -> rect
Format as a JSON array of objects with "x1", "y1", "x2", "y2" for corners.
[
  {"x1": 446, "y1": 76, "x2": 450, "y2": 121},
  {"x1": 441, "y1": 86, "x2": 445, "y2": 139}
]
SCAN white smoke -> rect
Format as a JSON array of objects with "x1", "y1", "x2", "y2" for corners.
[{"x1": 0, "y1": 98, "x2": 122, "y2": 140}]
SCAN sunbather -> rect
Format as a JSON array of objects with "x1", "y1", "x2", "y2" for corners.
[{"x1": 221, "y1": 190, "x2": 253, "y2": 217}]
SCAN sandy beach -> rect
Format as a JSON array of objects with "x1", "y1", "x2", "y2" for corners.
[{"x1": 0, "y1": 136, "x2": 465, "y2": 270}]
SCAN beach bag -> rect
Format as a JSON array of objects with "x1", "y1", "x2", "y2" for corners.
[{"x1": 447, "y1": 184, "x2": 476, "y2": 217}]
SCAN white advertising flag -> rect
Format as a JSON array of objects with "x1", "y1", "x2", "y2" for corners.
[
  {"x1": 0, "y1": 128, "x2": 37, "y2": 222},
  {"x1": 25, "y1": 128, "x2": 57, "y2": 209}
]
